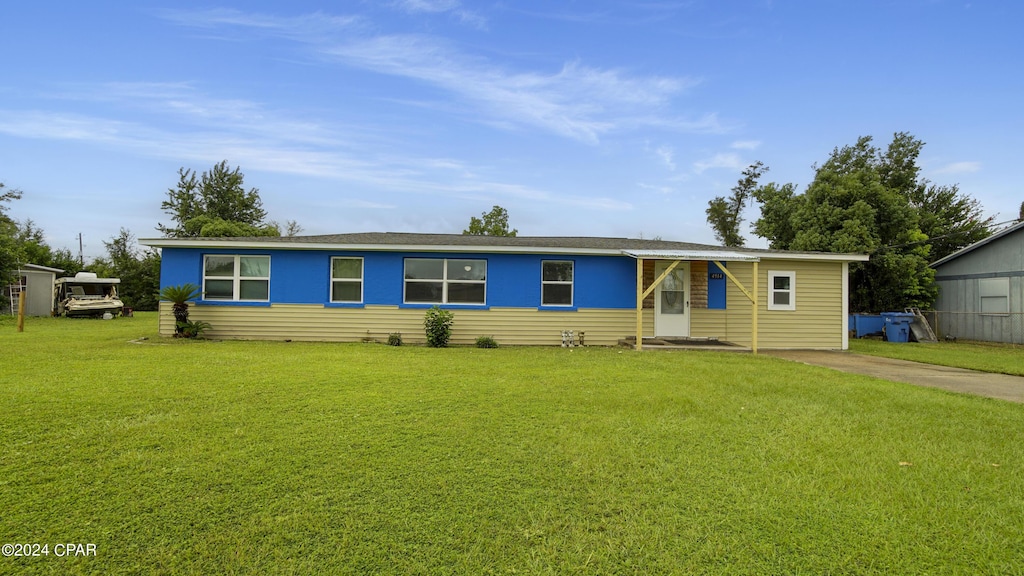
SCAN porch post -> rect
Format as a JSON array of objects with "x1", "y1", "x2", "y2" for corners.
[
  {"x1": 751, "y1": 260, "x2": 758, "y2": 355},
  {"x1": 635, "y1": 257, "x2": 644, "y2": 351},
  {"x1": 712, "y1": 259, "x2": 759, "y2": 354}
]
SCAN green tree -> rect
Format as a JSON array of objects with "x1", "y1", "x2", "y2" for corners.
[
  {"x1": 0, "y1": 183, "x2": 22, "y2": 309},
  {"x1": 752, "y1": 133, "x2": 981, "y2": 312},
  {"x1": 705, "y1": 161, "x2": 767, "y2": 247},
  {"x1": 158, "y1": 160, "x2": 279, "y2": 238},
  {"x1": 463, "y1": 206, "x2": 517, "y2": 237},
  {"x1": 15, "y1": 220, "x2": 82, "y2": 275},
  {"x1": 909, "y1": 183, "x2": 992, "y2": 262},
  {"x1": 90, "y1": 229, "x2": 161, "y2": 311}
]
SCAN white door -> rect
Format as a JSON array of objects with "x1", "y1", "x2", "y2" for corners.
[{"x1": 655, "y1": 261, "x2": 690, "y2": 337}]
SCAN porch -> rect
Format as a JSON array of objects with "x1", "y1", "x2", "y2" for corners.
[
  {"x1": 625, "y1": 250, "x2": 762, "y2": 353},
  {"x1": 617, "y1": 335, "x2": 749, "y2": 352}
]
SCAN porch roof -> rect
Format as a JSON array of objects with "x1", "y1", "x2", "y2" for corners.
[{"x1": 621, "y1": 249, "x2": 760, "y2": 262}]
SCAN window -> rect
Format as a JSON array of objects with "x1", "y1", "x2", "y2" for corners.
[
  {"x1": 542, "y1": 261, "x2": 574, "y2": 306},
  {"x1": 203, "y1": 255, "x2": 270, "y2": 301},
  {"x1": 767, "y1": 271, "x2": 796, "y2": 311},
  {"x1": 330, "y1": 257, "x2": 363, "y2": 303},
  {"x1": 980, "y1": 277, "x2": 1009, "y2": 315},
  {"x1": 404, "y1": 258, "x2": 486, "y2": 304}
]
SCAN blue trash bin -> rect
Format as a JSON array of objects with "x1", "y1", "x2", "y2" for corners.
[{"x1": 880, "y1": 312, "x2": 915, "y2": 343}]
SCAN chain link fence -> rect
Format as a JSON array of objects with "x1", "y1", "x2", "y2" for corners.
[{"x1": 926, "y1": 310, "x2": 1024, "y2": 345}]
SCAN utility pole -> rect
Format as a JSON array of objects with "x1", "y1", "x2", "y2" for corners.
[{"x1": 78, "y1": 233, "x2": 84, "y2": 266}]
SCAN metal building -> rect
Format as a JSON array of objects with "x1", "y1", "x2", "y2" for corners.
[
  {"x1": 6, "y1": 264, "x2": 64, "y2": 316},
  {"x1": 932, "y1": 221, "x2": 1024, "y2": 344}
]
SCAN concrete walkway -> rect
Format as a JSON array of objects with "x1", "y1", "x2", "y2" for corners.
[{"x1": 765, "y1": 350, "x2": 1024, "y2": 403}]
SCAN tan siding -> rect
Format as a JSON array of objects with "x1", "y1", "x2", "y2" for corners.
[
  {"x1": 159, "y1": 302, "x2": 639, "y2": 346},
  {"x1": 670, "y1": 259, "x2": 844, "y2": 349}
]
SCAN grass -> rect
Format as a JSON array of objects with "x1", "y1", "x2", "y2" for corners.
[
  {"x1": 850, "y1": 337, "x2": 1024, "y2": 376},
  {"x1": 2, "y1": 314, "x2": 1024, "y2": 574}
]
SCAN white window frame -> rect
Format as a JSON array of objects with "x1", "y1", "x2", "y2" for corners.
[
  {"x1": 767, "y1": 270, "x2": 796, "y2": 311},
  {"x1": 979, "y1": 277, "x2": 1010, "y2": 315},
  {"x1": 541, "y1": 260, "x2": 574, "y2": 307},
  {"x1": 203, "y1": 255, "x2": 271, "y2": 302},
  {"x1": 403, "y1": 258, "x2": 487, "y2": 305},
  {"x1": 330, "y1": 257, "x2": 364, "y2": 303}
]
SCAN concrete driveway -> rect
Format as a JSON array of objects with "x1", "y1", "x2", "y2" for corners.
[{"x1": 765, "y1": 350, "x2": 1024, "y2": 403}]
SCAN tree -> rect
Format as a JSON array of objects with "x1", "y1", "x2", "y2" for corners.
[
  {"x1": 705, "y1": 161, "x2": 767, "y2": 247},
  {"x1": 1, "y1": 184, "x2": 95, "y2": 311},
  {"x1": 463, "y1": 206, "x2": 517, "y2": 237},
  {"x1": 908, "y1": 183, "x2": 992, "y2": 262},
  {"x1": 14, "y1": 220, "x2": 82, "y2": 275},
  {"x1": 0, "y1": 182, "x2": 22, "y2": 308},
  {"x1": 158, "y1": 160, "x2": 278, "y2": 238},
  {"x1": 752, "y1": 133, "x2": 984, "y2": 312},
  {"x1": 90, "y1": 229, "x2": 161, "y2": 311},
  {"x1": 283, "y1": 220, "x2": 303, "y2": 237}
]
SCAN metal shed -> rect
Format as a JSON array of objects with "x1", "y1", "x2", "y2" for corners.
[
  {"x1": 932, "y1": 221, "x2": 1024, "y2": 344},
  {"x1": 7, "y1": 264, "x2": 64, "y2": 316}
]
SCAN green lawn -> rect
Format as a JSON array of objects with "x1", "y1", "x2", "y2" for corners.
[
  {"x1": 850, "y1": 338, "x2": 1024, "y2": 376},
  {"x1": 3, "y1": 314, "x2": 1023, "y2": 574}
]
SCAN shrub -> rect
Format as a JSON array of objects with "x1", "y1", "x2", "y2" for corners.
[
  {"x1": 387, "y1": 332, "x2": 403, "y2": 346},
  {"x1": 424, "y1": 306, "x2": 454, "y2": 348},
  {"x1": 159, "y1": 283, "x2": 202, "y2": 337},
  {"x1": 175, "y1": 319, "x2": 212, "y2": 339},
  {"x1": 475, "y1": 335, "x2": 499, "y2": 349}
]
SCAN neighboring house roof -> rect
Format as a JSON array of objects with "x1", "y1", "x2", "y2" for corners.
[
  {"x1": 140, "y1": 232, "x2": 868, "y2": 262},
  {"x1": 931, "y1": 220, "x2": 1024, "y2": 268}
]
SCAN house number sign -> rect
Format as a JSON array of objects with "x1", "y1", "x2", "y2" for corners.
[{"x1": 710, "y1": 273, "x2": 724, "y2": 280}]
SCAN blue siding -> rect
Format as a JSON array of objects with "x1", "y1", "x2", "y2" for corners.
[
  {"x1": 708, "y1": 262, "x2": 727, "y2": 309},
  {"x1": 160, "y1": 248, "x2": 639, "y2": 309}
]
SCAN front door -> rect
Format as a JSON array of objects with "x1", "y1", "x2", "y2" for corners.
[{"x1": 655, "y1": 261, "x2": 690, "y2": 337}]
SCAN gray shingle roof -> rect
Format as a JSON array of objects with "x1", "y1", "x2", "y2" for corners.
[
  {"x1": 140, "y1": 232, "x2": 868, "y2": 260},
  {"x1": 264, "y1": 232, "x2": 727, "y2": 250}
]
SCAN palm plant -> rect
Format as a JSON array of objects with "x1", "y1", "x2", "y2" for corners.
[{"x1": 158, "y1": 283, "x2": 202, "y2": 337}]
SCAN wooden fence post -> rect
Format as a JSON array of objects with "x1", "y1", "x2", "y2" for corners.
[{"x1": 16, "y1": 287, "x2": 26, "y2": 332}]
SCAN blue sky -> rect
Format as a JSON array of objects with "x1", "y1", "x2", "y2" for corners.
[{"x1": 1, "y1": 1, "x2": 1021, "y2": 260}]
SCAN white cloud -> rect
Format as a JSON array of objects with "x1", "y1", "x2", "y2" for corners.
[
  {"x1": 322, "y1": 36, "x2": 702, "y2": 143},
  {"x1": 655, "y1": 145, "x2": 676, "y2": 171},
  {"x1": 693, "y1": 152, "x2": 743, "y2": 173},
  {"x1": 731, "y1": 140, "x2": 761, "y2": 150},
  {"x1": 636, "y1": 182, "x2": 675, "y2": 195},
  {"x1": 395, "y1": 0, "x2": 461, "y2": 13},
  {"x1": 0, "y1": 86, "x2": 631, "y2": 212},
  {"x1": 164, "y1": 10, "x2": 714, "y2": 144},
  {"x1": 390, "y1": 0, "x2": 487, "y2": 28},
  {"x1": 159, "y1": 8, "x2": 361, "y2": 39},
  {"x1": 934, "y1": 161, "x2": 981, "y2": 174}
]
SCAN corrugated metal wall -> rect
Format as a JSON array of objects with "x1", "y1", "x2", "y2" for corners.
[
  {"x1": 934, "y1": 276, "x2": 1024, "y2": 343},
  {"x1": 933, "y1": 226, "x2": 1024, "y2": 343}
]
